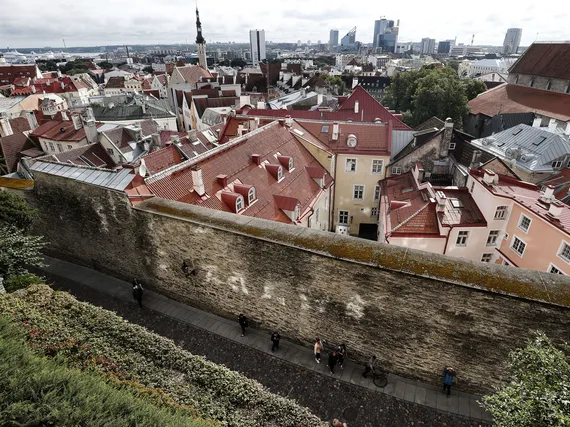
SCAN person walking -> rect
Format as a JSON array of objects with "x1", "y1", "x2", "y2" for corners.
[
  {"x1": 132, "y1": 279, "x2": 143, "y2": 308},
  {"x1": 238, "y1": 314, "x2": 249, "y2": 337},
  {"x1": 271, "y1": 331, "x2": 281, "y2": 352},
  {"x1": 314, "y1": 338, "x2": 323, "y2": 363},
  {"x1": 328, "y1": 350, "x2": 338, "y2": 374},
  {"x1": 337, "y1": 344, "x2": 347, "y2": 369},
  {"x1": 362, "y1": 355, "x2": 376, "y2": 378},
  {"x1": 442, "y1": 367, "x2": 457, "y2": 397}
]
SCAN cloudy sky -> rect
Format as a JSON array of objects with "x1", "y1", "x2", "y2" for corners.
[{"x1": 2, "y1": 0, "x2": 568, "y2": 49}]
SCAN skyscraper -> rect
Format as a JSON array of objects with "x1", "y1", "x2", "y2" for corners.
[
  {"x1": 329, "y1": 29, "x2": 339, "y2": 49},
  {"x1": 195, "y1": 6, "x2": 207, "y2": 69},
  {"x1": 340, "y1": 27, "x2": 357, "y2": 50},
  {"x1": 420, "y1": 38, "x2": 436, "y2": 55},
  {"x1": 373, "y1": 18, "x2": 398, "y2": 53},
  {"x1": 437, "y1": 41, "x2": 451, "y2": 54},
  {"x1": 503, "y1": 28, "x2": 522, "y2": 55},
  {"x1": 250, "y1": 29, "x2": 266, "y2": 66}
]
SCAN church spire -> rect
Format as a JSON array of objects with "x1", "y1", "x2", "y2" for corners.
[{"x1": 195, "y1": 6, "x2": 205, "y2": 44}]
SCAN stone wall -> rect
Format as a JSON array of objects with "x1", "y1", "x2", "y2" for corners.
[{"x1": 26, "y1": 171, "x2": 570, "y2": 394}]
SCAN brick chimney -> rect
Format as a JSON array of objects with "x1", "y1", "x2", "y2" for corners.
[
  {"x1": 332, "y1": 122, "x2": 340, "y2": 140},
  {"x1": 251, "y1": 154, "x2": 261, "y2": 165},
  {"x1": 541, "y1": 185, "x2": 555, "y2": 203},
  {"x1": 440, "y1": 118, "x2": 453, "y2": 158},
  {"x1": 191, "y1": 165, "x2": 205, "y2": 196}
]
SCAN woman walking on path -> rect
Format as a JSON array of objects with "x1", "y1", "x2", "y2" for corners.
[
  {"x1": 314, "y1": 338, "x2": 323, "y2": 364},
  {"x1": 132, "y1": 279, "x2": 143, "y2": 308},
  {"x1": 238, "y1": 314, "x2": 249, "y2": 337},
  {"x1": 337, "y1": 344, "x2": 347, "y2": 369},
  {"x1": 442, "y1": 367, "x2": 457, "y2": 397}
]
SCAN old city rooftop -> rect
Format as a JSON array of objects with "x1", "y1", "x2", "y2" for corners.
[{"x1": 144, "y1": 121, "x2": 332, "y2": 224}]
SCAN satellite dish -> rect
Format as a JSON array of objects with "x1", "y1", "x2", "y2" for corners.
[{"x1": 347, "y1": 134, "x2": 357, "y2": 147}]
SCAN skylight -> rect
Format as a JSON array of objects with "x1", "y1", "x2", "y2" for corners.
[
  {"x1": 533, "y1": 136, "x2": 547, "y2": 146},
  {"x1": 321, "y1": 125, "x2": 329, "y2": 133},
  {"x1": 451, "y1": 199, "x2": 464, "y2": 208}
]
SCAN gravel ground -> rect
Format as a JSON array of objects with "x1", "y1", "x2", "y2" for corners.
[{"x1": 48, "y1": 276, "x2": 490, "y2": 427}]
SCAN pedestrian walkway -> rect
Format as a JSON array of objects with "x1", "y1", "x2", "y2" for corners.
[{"x1": 38, "y1": 256, "x2": 492, "y2": 423}]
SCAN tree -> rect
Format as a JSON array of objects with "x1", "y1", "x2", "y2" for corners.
[
  {"x1": 461, "y1": 79, "x2": 487, "y2": 101},
  {"x1": 0, "y1": 226, "x2": 45, "y2": 279},
  {"x1": 230, "y1": 59, "x2": 246, "y2": 68},
  {"x1": 142, "y1": 65, "x2": 154, "y2": 74},
  {"x1": 482, "y1": 333, "x2": 570, "y2": 426},
  {"x1": 38, "y1": 60, "x2": 58, "y2": 72},
  {"x1": 0, "y1": 191, "x2": 38, "y2": 232},
  {"x1": 321, "y1": 74, "x2": 346, "y2": 95},
  {"x1": 98, "y1": 61, "x2": 114, "y2": 70}
]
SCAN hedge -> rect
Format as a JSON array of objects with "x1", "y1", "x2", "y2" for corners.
[
  {"x1": 0, "y1": 285, "x2": 323, "y2": 427},
  {"x1": 0, "y1": 316, "x2": 217, "y2": 427}
]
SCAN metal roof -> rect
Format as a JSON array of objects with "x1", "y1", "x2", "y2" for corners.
[{"x1": 29, "y1": 161, "x2": 134, "y2": 191}]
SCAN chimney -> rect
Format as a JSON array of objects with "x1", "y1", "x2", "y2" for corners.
[
  {"x1": 300, "y1": 87, "x2": 306, "y2": 98},
  {"x1": 549, "y1": 200, "x2": 564, "y2": 218},
  {"x1": 285, "y1": 115, "x2": 293, "y2": 127},
  {"x1": 541, "y1": 185, "x2": 555, "y2": 203},
  {"x1": 171, "y1": 135, "x2": 180, "y2": 145},
  {"x1": 470, "y1": 150, "x2": 482, "y2": 169},
  {"x1": 26, "y1": 111, "x2": 39, "y2": 130},
  {"x1": 332, "y1": 122, "x2": 340, "y2": 140},
  {"x1": 84, "y1": 119, "x2": 98, "y2": 144},
  {"x1": 141, "y1": 102, "x2": 146, "y2": 115},
  {"x1": 71, "y1": 113, "x2": 83, "y2": 130},
  {"x1": 61, "y1": 110, "x2": 69, "y2": 121},
  {"x1": 151, "y1": 133, "x2": 160, "y2": 147},
  {"x1": 216, "y1": 174, "x2": 228, "y2": 187},
  {"x1": 191, "y1": 165, "x2": 206, "y2": 196},
  {"x1": 440, "y1": 117, "x2": 453, "y2": 158},
  {"x1": 251, "y1": 154, "x2": 261, "y2": 165},
  {"x1": 483, "y1": 169, "x2": 496, "y2": 185},
  {"x1": 0, "y1": 117, "x2": 13, "y2": 137},
  {"x1": 435, "y1": 190, "x2": 447, "y2": 212},
  {"x1": 354, "y1": 100, "x2": 359, "y2": 114}
]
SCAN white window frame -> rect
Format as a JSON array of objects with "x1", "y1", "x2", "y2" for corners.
[
  {"x1": 494, "y1": 205, "x2": 508, "y2": 220},
  {"x1": 107, "y1": 148, "x2": 114, "y2": 155},
  {"x1": 374, "y1": 185, "x2": 380, "y2": 201},
  {"x1": 552, "y1": 160, "x2": 563, "y2": 169},
  {"x1": 456, "y1": 230, "x2": 469, "y2": 247},
  {"x1": 548, "y1": 263, "x2": 565, "y2": 275},
  {"x1": 510, "y1": 235, "x2": 527, "y2": 258},
  {"x1": 345, "y1": 158, "x2": 357, "y2": 173},
  {"x1": 338, "y1": 210, "x2": 349, "y2": 225},
  {"x1": 371, "y1": 207, "x2": 378, "y2": 218},
  {"x1": 449, "y1": 142, "x2": 456, "y2": 150},
  {"x1": 557, "y1": 241, "x2": 570, "y2": 264},
  {"x1": 481, "y1": 253, "x2": 493, "y2": 263},
  {"x1": 392, "y1": 166, "x2": 402, "y2": 175},
  {"x1": 288, "y1": 157, "x2": 294, "y2": 171},
  {"x1": 371, "y1": 159, "x2": 384, "y2": 174},
  {"x1": 236, "y1": 196, "x2": 244, "y2": 212},
  {"x1": 248, "y1": 187, "x2": 256, "y2": 204},
  {"x1": 486, "y1": 230, "x2": 500, "y2": 246},
  {"x1": 277, "y1": 166, "x2": 283, "y2": 181},
  {"x1": 517, "y1": 214, "x2": 532, "y2": 234},
  {"x1": 353, "y1": 184, "x2": 364, "y2": 200}
]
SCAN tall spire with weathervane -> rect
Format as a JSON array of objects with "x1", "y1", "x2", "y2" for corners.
[{"x1": 195, "y1": 5, "x2": 207, "y2": 69}]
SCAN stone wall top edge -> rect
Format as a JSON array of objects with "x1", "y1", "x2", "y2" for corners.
[{"x1": 135, "y1": 197, "x2": 570, "y2": 308}]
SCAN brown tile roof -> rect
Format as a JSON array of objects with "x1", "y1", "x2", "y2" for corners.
[
  {"x1": 0, "y1": 132, "x2": 39, "y2": 173},
  {"x1": 176, "y1": 66, "x2": 212, "y2": 84},
  {"x1": 193, "y1": 97, "x2": 239, "y2": 119},
  {"x1": 509, "y1": 42, "x2": 570, "y2": 81},
  {"x1": 39, "y1": 143, "x2": 115, "y2": 168},
  {"x1": 146, "y1": 122, "x2": 330, "y2": 224},
  {"x1": 31, "y1": 120, "x2": 102, "y2": 142},
  {"x1": 105, "y1": 76, "x2": 126, "y2": 89},
  {"x1": 0, "y1": 65, "x2": 39, "y2": 85},
  {"x1": 142, "y1": 145, "x2": 185, "y2": 175},
  {"x1": 468, "y1": 83, "x2": 570, "y2": 121},
  {"x1": 9, "y1": 117, "x2": 31, "y2": 134}
]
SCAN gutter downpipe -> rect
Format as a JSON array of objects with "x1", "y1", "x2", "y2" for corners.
[{"x1": 443, "y1": 225, "x2": 453, "y2": 255}]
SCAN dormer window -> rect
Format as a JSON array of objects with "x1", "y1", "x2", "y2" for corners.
[
  {"x1": 289, "y1": 157, "x2": 294, "y2": 171},
  {"x1": 277, "y1": 155, "x2": 294, "y2": 171},
  {"x1": 248, "y1": 187, "x2": 256, "y2": 204},
  {"x1": 236, "y1": 196, "x2": 244, "y2": 212},
  {"x1": 277, "y1": 167, "x2": 283, "y2": 181}
]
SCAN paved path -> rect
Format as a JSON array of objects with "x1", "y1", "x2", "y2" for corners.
[{"x1": 38, "y1": 256, "x2": 492, "y2": 424}]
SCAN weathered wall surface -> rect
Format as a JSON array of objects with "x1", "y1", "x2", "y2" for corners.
[{"x1": 26, "y1": 171, "x2": 570, "y2": 393}]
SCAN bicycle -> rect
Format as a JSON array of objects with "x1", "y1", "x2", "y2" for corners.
[{"x1": 371, "y1": 369, "x2": 388, "y2": 388}]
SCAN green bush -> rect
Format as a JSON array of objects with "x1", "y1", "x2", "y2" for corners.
[
  {"x1": 0, "y1": 285, "x2": 323, "y2": 427},
  {"x1": 0, "y1": 316, "x2": 218, "y2": 427},
  {"x1": 3, "y1": 273, "x2": 44, "y2": 293},
  {"x1": 0, "y1": 191, "x2": 38, "y2": 232}
]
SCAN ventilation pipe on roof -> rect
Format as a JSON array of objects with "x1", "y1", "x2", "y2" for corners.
[
  {"x1": 541, "y1": 185, "x2": 555, "y2": 203},
  {"x1": 332, "y1": 122, "x2": 340, "y2": 141},
  {"x1": 71, "y1": 113, "x2": 83, "y2": 130},
  {"x1": 285, "y1": 115, "x2": 293, "y2": 127},
  {"x1": 191, "y1": 165, "x2": 206, "y2": 196},
  {"x1": 435, "y1": 190, "x2": 447, "y2": 213},
  {"x1": 251, "y1": 154, "x2": 261, "y2": 165}
]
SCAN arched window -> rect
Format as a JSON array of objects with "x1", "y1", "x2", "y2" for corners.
[
  {"x1": 288, "y1": 157, "x2": 294, "y2": 170},
  {"x1": 277, "y1": 166, "x2": 283, "y2": 181},
  {"x1": 248, "y1": 187, "x2": 256, "y2": 204},
  {"x1": 236, "y1": 196, "x2": 244, "y2": 212}
]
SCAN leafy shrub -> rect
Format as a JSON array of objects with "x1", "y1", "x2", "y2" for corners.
[
  {"x1": 0, "y1": 285, "x2": 323, "y2": 427},
  {"x1": 3, "y1": 273, "x2": 44, "y2": 293},
  {"x1": 0, "y1": 191, "x2": 38, "y2": 232},
  {"x1": 0, "y1": 316, "x2": 218, "y2": 427}
]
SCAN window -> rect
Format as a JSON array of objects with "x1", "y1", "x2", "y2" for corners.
[
  {"x1": 345, "y1": 158, "x2": 357, "y2": 172},
  {"x1": 236, "y1": 196, "x2": 244, "y2": 212},
  {"x1": 494, "y1": 206, "x2": 508, "y2": 220},
  {"x1": 511, "y1": 236, "x2": 526, "y2": 257},
  {"x1": 374, "y1": 185, "x2": 380, "y2": 201},
  {"x1": 277, "y1": 166, "x2": 283, "y2": 181},
  {"x1": 456, "y1": 231, "x2": 469, "y2": 247},
  {"x1": 288, "y1": 157, "x2": 294, "y2": 171},
  {"x1": 338, "y1": 210, "x2": 349, "y2": 225},
  {"x1": 372, "y1": 159, "x2": 384, "y2": 174},
  {"x1": 486, "y1": 230, "x2": 500, "y2": 246},
  {"x1": 392, "y1": 166, "x2": 402, "y2": 175},
  {"x1": 549, "y1": 264, "x2": 564, "y2": 275},
  {"x1": 371, "y1": 207, "x2": 378, "y2": 218},
  {"x1": 449, "y1": 142, "x2": 456, "y2": 150},
  {"x1": 514, "y1": 75, "x2": 519, "y2": 84},
  {"x1": 529, "y1": 77, "x2": 535, "y2": 87},
  {"x1": 558, "y1": 242, "x2": 570, "y2": 263},
  {"x1": 470, "y1": 181, "x2": 475, "y2": 193},
  {"x1": 546, "y1": 80, "x2": 552, "y2": 90},
  {"x1": 315, "y1": 208, "x2": 320, "y2": 222},
  {"x1": 57, "y1": 143, "x2": 63, "y2": 153},
  {"x1": 248, "y1": 187, "x2": 256, "y2": 204},
  {"x1": 107, "y1": 148, "x2": 114, "y2": 155},
  {"x1": 552, "y1": 161, "x2": 563, "y2": 169},
  {"x1": 67, "y1": 145, "x2": 73, "y2": 150},
  {"x1": 481, "y1": 253, "x2": 493, "y2": 263},
  {"x1": 518, "y1": 214, "x2": 531, "y2": 233},
  {"x1": 353, "y1": 185, "x2": 364, "y2": 200},
  {"x1": 566, "y1": 83, "x2": 570, "y2": 94}
]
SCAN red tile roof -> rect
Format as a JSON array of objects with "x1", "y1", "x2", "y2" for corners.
[
  {"x1": 105, "y1": 76, "x2": 126, "y2": 89},
  {"x1": 434, "y1": 188, "x2": 487, "y2": 227},
  {"x1": 9, "y1": 117, "x2": 31, "y2": 134},
  {"x1": 146, "y1": 122, "x2": 330, "y2": 224},
  {"x1": 31, "y1": 120, "x2": 102, "y2": 142},
  {"x1": 175, "y1": 65, "x2": 212, "y2": 85},
  {"x1": 509, "y1": 42, "x2": 570, "y2": 81},
  {"x1": 0, "y1": 65, "x2": 40, "y2": 85},
  {"x1": 0, "y1": 132, "x2": 38, "y2": 173},
  {"x1": 468, "y1": 83, "x2": 570, "y2": 121},
  {"x1": 39, "y1": 142, "x2": 115, "y2": 168},
  {"x1": 142, "y1": 145, "x2": 185, "y2": 175}
]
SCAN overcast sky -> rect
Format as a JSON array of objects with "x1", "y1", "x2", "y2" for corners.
[{"x1": 2, "y1": 0, "x2": 568, "y2": 49}]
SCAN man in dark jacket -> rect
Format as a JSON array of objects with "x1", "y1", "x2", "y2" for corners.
[
  {"x1": 442, "y1": 367, "x2": 457, "y2": 397},
  {"x1": 238, "y1": 314, "x2": 249, "y2": 337},
  {"x1": 328, "y1": 350, "x2": 338, "y2": 374},
  {"x1": 337, "y1": 344, "x2": 347, "y2": 369},
  {"x1": 132, "y1": 279, "x2": 143, "y2": 308},
  {"x1": 362, "y1": 355, "x2": 376, "y2": 378},
  {"x1": 271, "y1": 331, "x2": 281, "y2": 352}
]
